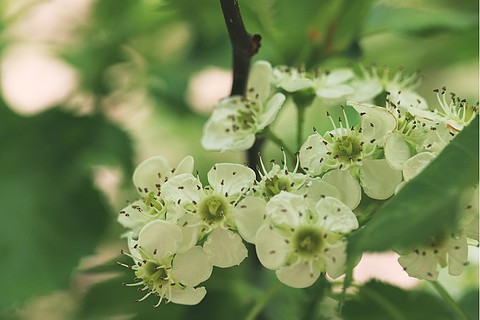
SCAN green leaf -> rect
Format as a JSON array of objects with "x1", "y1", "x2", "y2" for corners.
[
  {"x1": 458, "y1": 289, "x2": 479, "y2": 320},
  {"x1": 0, "y1": 104, "x2": 133, "y2": 310},
  {"x1": 363, "y1": 4, "x2": 478, "y2": 36},
  {"x1": 342, "y1": 281, "x2": 453, "y2": 320},
  {"x1": 348, "y1": 116, "x2": 479, "y2": 258}
]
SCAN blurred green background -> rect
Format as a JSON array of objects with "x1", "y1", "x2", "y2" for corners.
[{"x1": 0, "y1": 0, "x2": 477, "y2": 319}]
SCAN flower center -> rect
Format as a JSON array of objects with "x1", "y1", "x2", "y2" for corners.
[
  {"x1": 143, "y1": 192, "x2": 164, "y2": 212},
  {"x1": 198, "y1": 194, "x2": 230, "y2": 225},
  {"x1": 236, "y1": 108, "x2": 257, "y2": 130},
  {"x1": 264, "y1": 175, "x2": 291, "y2": 199},
  {"x1": 293, "y1": 226, "x2": 324, "y2": 257},
  {"x1": 332, "y1": 134, "x2": 362, "y2": 163},
  {"x1": 136, "y1": 261, "x2": 170, "y2": 290}
]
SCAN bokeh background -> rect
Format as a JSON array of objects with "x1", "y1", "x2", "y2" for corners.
[{"x1": 0, "y1": 0, "x2": 478, "y2": 319}]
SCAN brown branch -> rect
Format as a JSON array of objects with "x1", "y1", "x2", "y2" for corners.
[
  {"x1": 220, "y1": 0, "x2": 261, "y2": 96},
  {"x1": 220, "y1": 0, "x2": 263, "y2": 172}
]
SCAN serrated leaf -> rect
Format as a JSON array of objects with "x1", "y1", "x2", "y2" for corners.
[
  {"x1": 348, "y1": 116, "x2": 479, "y2": 258},
  {"x1": 342, "y1": 281, "x2": 453, "y2": 320},
  {"x1": 0, "y1": 104, "x2": 133, "y2": 310}
]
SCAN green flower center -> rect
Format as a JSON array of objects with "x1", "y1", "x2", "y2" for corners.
[
  {"x1": 237, "y1": 109, "x2": 256, "y2": 130},
  {"x1": 198, "y1": 195, "x2": 230, "y2": 224},
  {"x1": 136, "y1": 261, "x2": 170, "y2": 289},
  {"x1": 332, "y1": 135, "x2": 362, "y2": 163},
  {"x1": 293, "y1": 226, "x2": 323, "y2": 257},
  {"x1": 143, "y1": 192, "x2": 164, "y2": 212},
  {"x1": 264, "y1": 175, "x2": 291, "y2": 199}
]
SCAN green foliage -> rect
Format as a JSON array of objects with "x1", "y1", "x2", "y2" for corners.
[
  {"x1": 0, "y1": 102, "x2": 133, "y2": 311},
  {"x1": 363, "y1": 4, "x2": 478, "y2": 36},
  {"x1": 342, "y1": 281, "x2": 453, "y2": 320},
  {"x1": 348, "y1": 116, "x2": 479, "y2": 258}
]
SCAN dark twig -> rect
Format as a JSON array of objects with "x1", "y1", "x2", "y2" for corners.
[
  {"x1": 220, "y1": 0, "x2": 263, "y2": 171},
  {"x1": 220, "y1": 0, "x2": 261, "y2": 96}
]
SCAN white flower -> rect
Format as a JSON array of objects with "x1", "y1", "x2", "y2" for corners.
[
  {"x1": 398, "y1": 233, "x2": 468, "y2": 280},
  {"x1": 314, "y1": 68, "x2": 354, "y2": 105},
  {"x1": 254, "y1": 154, "x2": 308, "y2": 200},
  {"x1": 121, "y1": 220, "x2": 213, "y2": 306},
  {"x1": 201, "y1": 61, "x2": 286, "y2": 151},
  {"x1": 160, "y1": 163, "x2": 255, "y2": 267},
  {"x1": 408, "y1": 89, "x2": 478, "y2": 133},
  {"x1": 353, "y1": 66, "x2": 428, "y2": 110},
  {"x1": 272, "y1": 65, "x2": 315, "y2": 92},
  {"x1": 117, "y1": 156, "x2": 194, "y2": 235},
  {"x1": 255, "y1": 192, "x2": 358, "y2": 288}
]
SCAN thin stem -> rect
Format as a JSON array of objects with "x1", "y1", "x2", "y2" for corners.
[
  {"x1": 296, "y1": 105, "x2": 306, "y2": 150},
  {"x1": 219, "y1": 0, "x2": 261, "y2": 96},
  {"x1": 265, "y1": 129, "x2": 296, "y2": 164},
  {"x1": 245, "y1": 282, "x2": 280, "y2": 320},
  {"x1": 429, "y1": 281, "x2": 470, "y2": 320}
]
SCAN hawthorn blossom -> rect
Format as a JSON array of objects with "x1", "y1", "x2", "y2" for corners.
[
  {"x1": 272, "y1": 65, "x2": 315, "y2": 93},
  {"x1": 300, "y1": 106, "x2": 401, "y2": 200},
  {"x1": 201, "y1": 61, "x2": 286, "y2": 151},
  {"x1": 408, "y1": 88, "x2": 478, "y2": 133},
  {"x1": 121, "y1": 220, "x2": 213, "y2": 306},
  {"x1": 160, "y1": 163, "x2": 255, "y2": 267},
  {"x1": 314, "y1": 68, "x2": 355, "y2": 105},
  {"x1": 255, "y1": 192, "x2": 358, "y2": 288},
  {"x1": 398, "y1": 186, "x2": 478, "y2": 280},
  {"x1": 118, "y1": 155, "x2": 194, "y2": 236}
]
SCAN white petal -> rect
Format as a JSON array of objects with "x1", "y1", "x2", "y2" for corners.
[
  {"x1": 350, "y1": 101, "x2": 397, "y2": 144},
  {"x1": 117, "y1": 200, "x2": 155, "y2": 234},
  {"x1": 207, "y1": 163, "x2": 255, "y2": 196},
  {"x1": 315, "y1": 197, "x2": 358, "y2": 233},
  {"x1": 138, "y1": 220, "x2": 182, "y2": 259},
  {"x1": 169, "y1": 286, "x2": 207, "y2": 305},
  {"x1": 258, "y1": 93, "x2": 286, "y2": 130},
  {"x1": 349, "y1": 79, "x2": 383, "y2": 102},
  {"x1": 299, "y1": 134, "x2": 329, "y2": 175},
  {"x1": 322, "y1": 169, "x2": 362, "y2": 210},
  {"x1": 280, "y1": 78, "x2": 315, "y2": 92},
  {"x1": 133, "y1": 156, "x2": 171, "y2": 196},
  {"x1": 324, "y1": 241, "x2": 348, "y2": 279},
  {"x1": 398, "y1": 249, "x2": 439, "y2": 280},
  {"x1": 447, "y1": 236, "x2": 468, "y2": 276},
  {"x1": 233, "y1": 196, "x2": 267, "y2": 244},
  {"x1": 171, "y1": 246, "x2": 213, "y2": 286},
  {"x1": 316, "y1": 84, "x2": 353, "y2": 99},
  {"x1": 325, "y1": 69, "x2": 354, "y2": 85},
  {"x1": 402, "y1": 152, "x2": 436, "y2": 181},
  {"x1": 247, "y1": 60, "x2": 272, "y2": 102},
  {"x1": 255, "y1": 225, "x2": 289, "y2": 270},
  {"x1": 276, "y1": 261, "x2": 320, "y2": 288},
  {"x1": 201, "y1": 104, "x2": 255, "y2": 152},
  {"x1": 388, "y1": 88, "x2": 428, "y2": 110},
  {"x1": 305, "y1": 178, "x2": 341, "y2": 203},
  {"x1": 267, "y1": 192, "x2": 306, "y2": 227},
  {"x1": 160, "y1": 173, "x2": 202, "y2": 205},
  {"x1": 176, "y1": 156, "x2": 194, "y2": 175},
  {"x1": 203, "y1": 228, "x2": 248, "y2": 268},
  {"x1": 385, "y1": 132, "x2": 411, "y2": 170},
  {"x1": 176, "y1": 213, "x2": 201, "y2": 253},
  {"x1": 360, "y1": 159, "x2": 403, "y2": 200}
]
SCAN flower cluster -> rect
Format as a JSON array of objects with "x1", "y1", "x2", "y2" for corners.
[{"x1": 119, "y1": 60, "x2": 478, "y2": 306}]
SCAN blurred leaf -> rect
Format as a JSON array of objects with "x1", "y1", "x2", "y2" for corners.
[
  {"x1": 348, "y1": 116, "x2": 479, "y2": 258},
  {"x1": 0, "y1": 103, "x2": 133, "y2": 310},
  {"x1": 363, "y1": 4, "x2": 478, "y2": 36},
  {"x1": 458, "y1": 289, "x2": 479, "y2": 320},
  {"x1": 342, "y1": 281, "x2": 453, "y2": 320}
]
